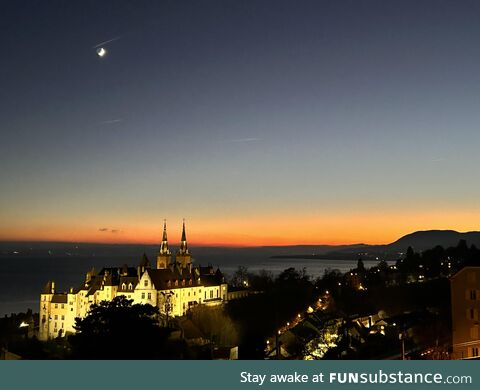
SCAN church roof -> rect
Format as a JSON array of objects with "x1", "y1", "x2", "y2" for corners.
[
  {"x1": 146, "y1": 268, "x2": 198, "y2": 290},
  {"x1": 146, "y1": 265, "x2": 224, "y2": 290},
  {"x1": 51, "y1": 294, "x2": 68, "y2": 304},
  {"x1": 119, "y1": 276, "x2": 138, "y2": 291},
  {"x1": 201, "y1": 274, "x2": 224, "y2": 286}
]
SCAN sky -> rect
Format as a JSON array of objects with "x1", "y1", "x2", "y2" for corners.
[{"x1": 2, "y1": 0, "x2": 480, "y2": 246}]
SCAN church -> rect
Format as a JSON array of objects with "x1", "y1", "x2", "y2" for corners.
[{"x1": 39, "y1": 221, "x2": 228, "y2": 340}]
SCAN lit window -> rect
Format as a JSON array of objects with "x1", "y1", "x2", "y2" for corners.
[{"x1": 122, "y1": 283, "x2": 126, "y2": 290}]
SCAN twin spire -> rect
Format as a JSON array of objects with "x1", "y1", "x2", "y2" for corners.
[{"x1": 158, "y1": 219, "x2": 189, "y2": 256}]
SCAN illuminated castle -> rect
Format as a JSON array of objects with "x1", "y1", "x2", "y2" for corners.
[{"x1": 39, "y1": 221, "x2": 228, "y2": 340}]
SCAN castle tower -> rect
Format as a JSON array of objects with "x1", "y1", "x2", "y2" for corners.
[
  {"x1": 176, "y1": 219, "x2": 192, "y2": 269},
  {"x1": 156, "y1": 220, "x2": 172, "y2": 269},
  {"x1": 138, "y1": 253, "x2": 151, "y2": 277}
]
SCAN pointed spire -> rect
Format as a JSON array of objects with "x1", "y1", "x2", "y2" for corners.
[
  {"x1": 181, "y1": 219, "x2": 186, "y2": 241},
  {"x1": 162, "y1": 219, "x2": 168, "y2": 241},
  {"x1": 179, "y1": 219, "x2": 189, "y2": 255},
  {"x1": 159, "y1": 219, "x2": 171, "y2": 255}
]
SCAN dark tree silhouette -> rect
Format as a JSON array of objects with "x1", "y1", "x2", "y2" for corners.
[
  {"x1": 69, "y1": 296, "x2": 174, "y2": 359},
  {"x1": 357, "y1": 258, "x2": 365, "y2": 273},
  {"x1": 231, "y1": 265, "x2": 250, "y2": 287}
]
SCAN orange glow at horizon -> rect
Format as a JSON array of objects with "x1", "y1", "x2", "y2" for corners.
[{"x1": 2, "y1": 209, "x2": 480, "y2": 247}]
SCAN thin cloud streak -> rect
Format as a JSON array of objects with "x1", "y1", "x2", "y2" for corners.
[
  {"x1": 98, "y1": 118, "x2": 123, "y2": 125},
  {"x1": 222, "y1": 138, "x2": 262, "y2": 143},
  {"x1": 98, "y1": 228, "x2": 120, "y2": 233},
  {"x1": 92, "y1": 36, "x2": 122, "y2": 48}
]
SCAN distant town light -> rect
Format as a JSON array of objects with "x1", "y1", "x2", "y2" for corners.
[{"x1": 19, "y1": 321, "x2": 29, "y2": 328}]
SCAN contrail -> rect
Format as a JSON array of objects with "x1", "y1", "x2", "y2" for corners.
[
  {"x1": 92, "y1": 36, "x2": 122, "y2": 48},
  {"x1": 224, "y1": 138, "x2": 262, "y2": 143},
  {"x1": 99, "y1": 118, "x2": 123, "y2": 124}
]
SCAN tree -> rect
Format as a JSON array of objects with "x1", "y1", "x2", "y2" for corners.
[
  {"x1": 356, "y1": 258, "x2": 365, "y2": 273},
  {"x1": 190, "y1": 305, "x2": 239, "y2": 347},
  {"x1": 249, "y1": 269, "x2": 274, "y2": 291},
  {"x1": 231, "y1": 265, "x2": 250, "y2": 287},
  {"x1": 69, "y1": 296, "x2": 173, "y2": 359}
]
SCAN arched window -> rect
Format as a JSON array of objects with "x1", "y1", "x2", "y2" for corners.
[
  {"x1": 128, "y1": 283, "x2": 133, "y2": 290},
  {"x1": 121, "y1": 283, "x2": 126, "y2": 290}
]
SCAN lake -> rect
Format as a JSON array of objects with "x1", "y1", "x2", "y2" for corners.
[{"x1": 0, "y1": 251, "x2": 388, "y2": 315}]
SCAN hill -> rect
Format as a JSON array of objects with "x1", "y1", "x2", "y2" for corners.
[{"x1": 387, "y1": 230, "x2": 480, "y2": 252}]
